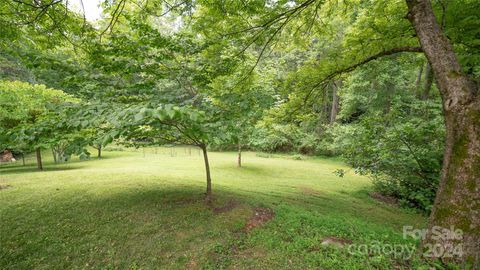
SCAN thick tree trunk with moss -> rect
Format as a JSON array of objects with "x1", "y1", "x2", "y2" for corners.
[
  {"x1": 407, "y1": 0, "x2": 480, "y2": 265},
  {"x1": 36, "y1": 148, "x2": 43, "y2": 170},
  {"x1": 200, "y1": 144, "x2": 212, "y2": 202}
]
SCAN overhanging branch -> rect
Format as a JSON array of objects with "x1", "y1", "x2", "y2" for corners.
[
  {"x1": 294, "y1": 46, "x2": 424, "y2": 113},
  {"x1": 312, "y1": 46, "x2": 423, "y2": 91},
  {"x1": 322, "y1": 46, "x2": 423, "y2": 82}
]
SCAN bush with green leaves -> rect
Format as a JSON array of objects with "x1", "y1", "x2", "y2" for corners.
[
  {"x1": 0, "y1": 80, "x2": 77, "y2": 152},
  {"x1": 334, "y1": 95, "x2": 444, "y2": 212},
  {"x1": 249, "y1": 122, "x2": 304, "y2": 153},
  {"x1": 249, "y1": 118, "x2": 336, "y2": 156}
]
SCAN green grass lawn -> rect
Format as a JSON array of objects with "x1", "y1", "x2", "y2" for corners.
[{"x1": 0, "y1": 148, "x2": 428, "y2": 269}]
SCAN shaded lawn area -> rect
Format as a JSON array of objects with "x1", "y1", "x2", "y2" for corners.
[{"x1": 0, "y1": 149, "x2": 427, "y2": 269}]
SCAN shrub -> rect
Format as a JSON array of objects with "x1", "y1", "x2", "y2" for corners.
[
  {"x1": 292, "y1": 154, "x2": 303, "y2": 160},
  {"x1": 297, "y1": 133, "x2": 319, "y2": 155},
  {"x1": 249, "y1": 123, "x2": 301, "y2": 153},
  {"x1": 335, "y1": 96, "x2": 444, "y2": 212}
]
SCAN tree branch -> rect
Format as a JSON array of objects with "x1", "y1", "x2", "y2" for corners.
[
  {"x1": 323, "y1": 46, "x2": 423, "y2": 82},
  {"x1": 292, "y1": 46, "x2": 424, "y2": 113}
]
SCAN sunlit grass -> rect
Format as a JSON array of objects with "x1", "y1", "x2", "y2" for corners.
[{"x1": 0, "y1": 148, "x2": 427, "y2": 269}]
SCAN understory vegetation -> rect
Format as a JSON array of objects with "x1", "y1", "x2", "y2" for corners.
[{"x1": 1, "y1": 0, "x2": 479, "y2": 267}]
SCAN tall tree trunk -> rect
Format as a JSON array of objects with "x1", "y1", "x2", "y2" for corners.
[
  {"x1": 323, "y1": 89, "x2": 330, "y2": 123},
  {"x1": 52, "y1": 148, "x2": 57, "y2": 163},
  {"x1": 422, "y1": 62, "x2": 434, "y2": 100},
  {"x1": 22, "y1": 154, "x2": 25, "y2": 166},
  {"x1": 200, "y1": 144, "x2": 212, "y2": 202},
  {"x1": 407, "y1": 0, "x2": 480, "y2": 265},
  {"x1": 415, "y1": 63, "x2": 424, "y2": 94},
  {"x1": 97, "y1": 144, "x2": 102, "y2": 159},
  {"x1": 36, "y1": 148, "x2": 43, "y2": 170},
  {"x1": 330, "y1": 80, "x2": 340, "y2": 124},
  {"x1": 237, "y1": 142, "x2": 242, "y2": 167}
]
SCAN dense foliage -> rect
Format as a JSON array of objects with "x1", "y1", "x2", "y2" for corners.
[
  {"x1": 330, "y1": 58, "x2": 445, "y2": 212},
  {"x1": 0, "y1": 81, "x2": 78, "y2": 158}
]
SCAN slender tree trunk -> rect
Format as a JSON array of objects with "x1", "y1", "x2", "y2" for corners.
[
  {"x1": 237, "y1": 142, "x2": 242, "y2": 167},
  {"x1": 415, "y1": 63, "x2": 424, "y2": 94},
  {"x1": 97, "y1": 144, "x2": 102, "y2": 159},
  {"x1": 22, "y1": 154, "x2": 25, "y2": 166},
  {"x1": 407, "y1": 0, "x2": 480, "y2": 265},
  {"x1": 52, "y1": 148, "x2": 57, "y2": 163},
  {"x1": 200, "y1": 144, "x2": 212, "y2": 202},
  {"x1": 59, "y1": 148, "x2": 65, "y2": 162},
  {"x1": 36, "y1": 148, "x2": 43, "y2": 171},
  {"x1": 422, "y1": 62, "x2": 434, "y2": 100},
  {"x1": 323, "y1": 89, "x2": 330, "y2": 123},
  {"x1": 330, "y1": 80, "x2": 340, "y2": 124}
]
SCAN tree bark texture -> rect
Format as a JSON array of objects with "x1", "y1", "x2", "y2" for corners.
[{"x1": 406, "y1": 0, "x2": 480, "y2": 265}]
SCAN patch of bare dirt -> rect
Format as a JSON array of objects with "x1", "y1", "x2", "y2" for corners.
[
  {"x1": 244, "y1": 207, "x2": 275, "y2": 232},
  {"x1": 186, "y1": 257, "x2": 198, "y2": 270},
  {"x1": 0, "y1": 185, "x2": 11, "y2": 190},
  {"x1": 369, "y1": 192, "x2": 398, "y2": 205},
  {"x1": 392, "y1": 258, "x2": 413, "y2": 270},
  {"x1": 212, "y1": 199, "x2": 239, "y2": 214},
  {"x1": 320, "y1": 236, "x2": 353, "y2": 248}
]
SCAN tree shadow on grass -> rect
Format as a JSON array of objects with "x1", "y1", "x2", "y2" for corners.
[
  {"x1": 0, "y1": 154, "x2": 122, "y2": 175},
  {"x1": 0, "y1": 164, "x2": 87, "y2": 175},
  {"x1": 214, "y1": 163, "x2": 277, "y2": 178},
  {"x1": 0, "y1": 183, "x2": 427, "y2": 269}
]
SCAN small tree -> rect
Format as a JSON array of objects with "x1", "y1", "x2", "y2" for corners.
[
  {"x1": 0, "y1": 80, "x2": 75, "y2": 170},
  {"x1": 208, "y1": 66, "x2": 276, "y2": 167},
  {"x1": 79, "y1": 103, "x2": 216, "y2": 201}
]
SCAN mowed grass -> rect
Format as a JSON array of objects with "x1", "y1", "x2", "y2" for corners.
[{"x1": 0, "y1": 148, "x2": 427, "y2": 269}]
